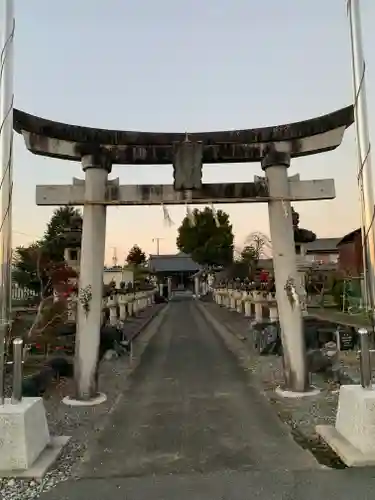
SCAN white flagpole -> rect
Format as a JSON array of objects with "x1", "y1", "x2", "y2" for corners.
[
  {"x1": 346, "y1": 0, "x2": 375, "y2": 314},
  {"x1": 0, "y1": 0, "x2": 15, "y2": 404}
]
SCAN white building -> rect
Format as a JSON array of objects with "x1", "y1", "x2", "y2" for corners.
[{"x1": 103, "y1": 266, "x2": 134, "y2": 288}]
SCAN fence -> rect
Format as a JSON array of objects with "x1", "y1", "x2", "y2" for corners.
[
  {"x1": 342, "y1": 277, "x2": 364, "y2": 314},
  {"x1": 11, "y1": 284, "x2": 38, "y2": 303}
]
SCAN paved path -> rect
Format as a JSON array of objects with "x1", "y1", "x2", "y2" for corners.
[{"x1": 40, "y1": 298, "x2": 375, "y2": 499}]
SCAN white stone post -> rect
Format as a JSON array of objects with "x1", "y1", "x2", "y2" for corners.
[
  {"x1": 194, "y1": 276, "x2": 200, "y2": 298},
  {"x1": 107, "y1": 295, "x2": 118, "y2": 326},
  {"x1": 167, "y1": 277, "x2": 172, "y2": 299},
  {"x1": 236, "y1": 296, "x2": 242, "y2": 314},
  {"x1": 225, "y1": 289, "x2": 230, "y2": 308},
  {"x1": 269, "y1": 302, "x2": 279, "y2": 323},
  {"x1": 230, "y1": 291, "x2": 236, "y2": 310},
  {"x1": 262, "y1": 149, "x2": 308, "y2": 393},
  {"x1": 128, "y1": 298, "x2": 134, "y2": 316},
  {"x1": 118, "y1": 294, "x2": 127, "y2": 322},
  {"x1": 254, "y1": 302, "x2": 263, "y2": 323},
  {"x1": 244, "y1": 292, "x2": 252, "y2": 317},
  {"x1": 133, "y1": 294, "x2": 139, "y2": 315},
  {"x1": 73, "y1": 152, "x2": 111, "y2": 402}
]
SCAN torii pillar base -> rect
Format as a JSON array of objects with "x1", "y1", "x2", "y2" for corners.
[{"x1": 317, "y1": 385, "x2": 375, "y2": 467}]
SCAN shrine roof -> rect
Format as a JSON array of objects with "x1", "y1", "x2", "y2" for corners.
[
  {"x1": 13, "y1": 105, "x2": 354, "y2": 164},
  {"x1": 148, "y1": 253, "x2": 200, "y2": 273}
]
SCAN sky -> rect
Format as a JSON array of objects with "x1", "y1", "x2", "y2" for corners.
[{"x1": 6, "y1": 0, "x2": 375, "y2": 264}]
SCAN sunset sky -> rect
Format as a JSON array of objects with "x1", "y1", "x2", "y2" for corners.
[{"x1": 8, "y1": 0, "x2": 375, "y2": 264}]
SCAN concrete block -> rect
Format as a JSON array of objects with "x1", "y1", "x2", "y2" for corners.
[
  {"x1": 335, "y1": 385, "x2": 375, "y2": 454},
  {"x1": 0, "y1": 436, "x2": 71, "y2": 479},
  {"x1": 0, "y1": 398, "x2": 50, "y2": 471},
  {"x1": 316, "y1": 425, "x2": 375, "y2": 467},
  {"x1": 317, "y1": 385, "x2": 375, "y2": 467}
]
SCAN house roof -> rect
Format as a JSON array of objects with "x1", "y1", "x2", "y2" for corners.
[
  {"x1": 148, "y1": 253, "x2": 201, "y2": 273},
  {"x1": 337, "y1": 228, "x2": 361, "y2": 246},
  {"x1": 304, "y1": 238, "x2": 341, "y2": 253}
]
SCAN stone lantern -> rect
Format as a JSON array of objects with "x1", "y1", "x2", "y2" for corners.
[
  {"x1": 62, "y1": 215, "x2": 82, "y2": 273},
  {"x1": 60, "y1": 215, "x2": 82, "y2": 322}
]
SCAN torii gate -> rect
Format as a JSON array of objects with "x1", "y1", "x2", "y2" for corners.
[{"x1": 14, "y1": 105, "x2": 354, "y2": 401}]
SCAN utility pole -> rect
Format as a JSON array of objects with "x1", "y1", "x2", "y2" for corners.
[
  {"x1": 346, "y1": 0, "x2": 375, "y2": 316},
  {"x1": 152, "y1": 237, "x2": 163, "y2": 255},
  {"x1": 0, "y1": 0, "x2": 15, "y2": 405},
  {"x1": 111, "y1": 247, "x2": 118, "y2": 267}
]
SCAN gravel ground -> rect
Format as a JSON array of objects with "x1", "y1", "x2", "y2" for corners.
[
  {"x1": 0, "y1": 303, "x2": 165, "y2": 500},
  {"x1": 200, "y1": 302, "x2": 349, "y2": 468}
]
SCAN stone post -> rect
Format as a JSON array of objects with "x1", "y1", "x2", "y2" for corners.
[
  {"x1": 225, "y1": 289, "x2": 231, "y2": 308},
  {"x1": 132, "y1": 295, "x2": 137, "y2": 314},
  {"x1": 254, "y1": 302, "x2": 263, "y2": 323},
  {"x1": 167, "y1": 277, "x2": 172, "y2": 299},
  {"x1": 118, "y1": 294, "x2": 127, "y2": 322},
  {"x1": 107, "y1": 295, "x2": 118, "y2": 326},
  {"x1": 194, "y1": 276, "x2": 200, "y2": 298},
  {"x1": 262, "y1": 149, "x2": 309, "y2": 393},
  {"x1": 269, "y1": 301, "x2": 279, "y2": 323},
  {"x1": 230, "y1": 291, "x2": 236, "y2": 310},
  {"x1": 74, "y1": 151, "x2": 111, "y2": 401},
  {"x1": 244, "y1": 292, "x2": 252, "y2": 317},
  {"x1": 128, "y1": 298, "x2": 134, "y2": 317},
  {"x1": 236, "y1": 295, "x2": 242, "y2": 314}
]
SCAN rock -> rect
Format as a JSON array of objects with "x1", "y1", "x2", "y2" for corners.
[
  {"x1": 103, "y1": 349, "x2": 118, "y2": 361},
  {"x1": 46, "y1": 357, "x2": 74, "y2": 379},
  {"x1": 307, "y1": 349, "x2": 332, "y2": 374}
]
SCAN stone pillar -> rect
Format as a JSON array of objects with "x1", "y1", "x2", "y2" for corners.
[
  {"x1": 128, "y1": 299, "x2": 134, "y2": 316},
  {"x1": 244, "y1": 293, "x2": 252, "y2": 317},
  {"x1": 262, "y1": 149, "x2": 308, "y2": 393},
  {"x1": 269, "y1": 304, "x2": 278, "y2": 323},
  {"x1": 107, "y1": 295, "x2": 118, "y2": 326},
  {"x1": 118, "y1": 295, "x2": 127, "y2": 322},
  {"x1": 254, "y1": 302, "x2": 263, "y2": 323},
  {"x1": 194, "y1": 276, "x2": 200, "y2": 298},
  {"x1": 75, "y1": 152, "x2": 111, "y2": 401},
  {"x1": 133, "y1": 294, "x2": 138, "y2": 315},
  {"x1": 236, "y1": 297, "x2": 242, "y2": 314},
  {"x1": 167, "y1": 277, "x2": 172, "y2": 299}
]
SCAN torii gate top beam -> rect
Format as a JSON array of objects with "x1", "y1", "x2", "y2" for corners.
[{"x1": 13, "y1": 105, "x2": 354, "y2": 164}]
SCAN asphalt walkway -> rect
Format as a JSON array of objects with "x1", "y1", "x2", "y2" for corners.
[{"x1": 40, "y1": 297, "x2": 375, "y2": 499}]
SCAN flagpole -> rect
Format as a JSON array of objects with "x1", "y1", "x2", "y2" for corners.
[
  {"x1": 346, "y1": 0, "x2": 375, "y2": 315},
  {"x1": 0, "y1": 0, "x2": 15, "y2": 404}
]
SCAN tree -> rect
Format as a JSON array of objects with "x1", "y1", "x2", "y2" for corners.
[
  {"x1": 43, "y1": 207, "x2": 82, "y2": 262},
  {"x1": 292, "y1": 207, "x2": 316, "y2": 245},
  {"x1": 13, "y1": 207, "x2": 82, "y2": 293},
  {"x1": 126, "y1": 244, "x2": 146, "y2": 266},
  {"x1": 176, "y1": 207, "x2": 234, "y2": 266}
]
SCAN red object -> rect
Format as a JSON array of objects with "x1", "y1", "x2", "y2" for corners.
[{"x1": 259, "y1": 270, "x2": 269, "y2": 282}]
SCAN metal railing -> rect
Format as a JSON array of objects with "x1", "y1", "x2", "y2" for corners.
[
  {"x1": 0, "y1": 336, "x2": 23, "y2": 405},
  {"x1": 358, "y1": 328, "x2": 372, "y2": 389}
]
